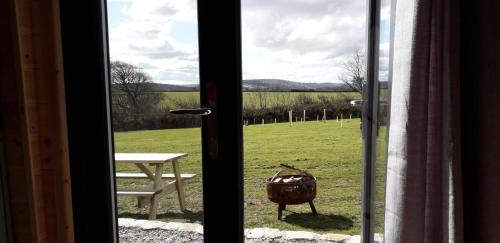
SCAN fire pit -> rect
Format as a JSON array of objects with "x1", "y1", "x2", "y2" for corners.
[{"x1": 266, "y1": 164, "x2": 318, "y2": 220}]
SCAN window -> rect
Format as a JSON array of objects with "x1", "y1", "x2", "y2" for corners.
[{"x1": 60, "y1": 0, "x2": 390, "y2": 242}]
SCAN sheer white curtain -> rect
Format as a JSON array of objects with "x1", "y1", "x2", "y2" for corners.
[{"x1": 384, "y1": 0, "x2": 462, "y2": 242}]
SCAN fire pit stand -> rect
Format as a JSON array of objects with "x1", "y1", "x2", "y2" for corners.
[
  {"x1": 277, "y1": 201, "x2": 317, "y2": 221},
  {"x1": 266, "y1": 164, "x2": 318, "y2": 220}
]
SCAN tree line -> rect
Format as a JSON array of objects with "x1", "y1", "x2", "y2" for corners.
[{"x1": 110, "y1": 53, "x2": 365, "y2": 131}]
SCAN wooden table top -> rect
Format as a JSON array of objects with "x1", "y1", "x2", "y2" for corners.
[{"x1": 114, "y1": 153, "x2": 188, "y2": 163}]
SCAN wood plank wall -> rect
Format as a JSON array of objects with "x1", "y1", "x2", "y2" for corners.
[
  {"x1": 461, "y1": 1, "x2": 500, "y2": 242},
  {"x1": 0, "y1": 0, "x2": 74, "y2": 242}
]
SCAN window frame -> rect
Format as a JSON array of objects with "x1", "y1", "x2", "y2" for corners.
[
  {"x1": 59, "y1": 0, "x2": 384, "y2": 242},
  {"x1": 60, "y1": 0, "x2": 118, "y2": 241},
  {"x1": 0, "y1": 145, "x2": 12, "y2": 243},
  {"x1": 362, "y1": 0, "x2": 383, "y2": 242},
  {"x1": 60, "y1": 0, "x2": 244, "y2": 242}
]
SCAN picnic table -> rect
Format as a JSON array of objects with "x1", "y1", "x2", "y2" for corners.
[{"x1": 114, "y1": 153, "x2": 195, "y2": 219}]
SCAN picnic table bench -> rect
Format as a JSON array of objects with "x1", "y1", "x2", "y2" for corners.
[{"x1": 114, "y1": 153, "x2": 195, "y2": 219}]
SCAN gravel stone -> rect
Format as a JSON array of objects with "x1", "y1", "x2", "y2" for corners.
[
  {"x1": 246, "y1": 228, "x2": 282, "y2": 239},
  {"x1": 119, "y1": 226, "x2": 332, "y2": 243},
  {"x1": 119, "y1": 227, "x2": 203, "y2": 243},
  {"x1": 282, "y1": 230, "x2": 321, "y2": 241},
  {"x1": 117, "y1": 218, "x2": 384, "y2": 243},
  {"x1": 322, "y1": 233, "x2": 351, "y2": 242},
  {"x1": 118, "y1": 218, "x2": 137, "y2": 227},
  {"x1": 344, "y1": 235, "x2": 360, "y2": 243},
  {"x1": 139, "y1": 221, "x2": 167, "y2": 230}
]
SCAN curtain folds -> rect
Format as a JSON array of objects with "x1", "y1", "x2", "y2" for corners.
[{"x1": 384, "y1": 0, "x2": 462, "y2": 242}]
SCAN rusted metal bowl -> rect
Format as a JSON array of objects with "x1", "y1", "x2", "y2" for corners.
[{"x1": 266, "y1": 164, "x2": 317, "y2": 205}]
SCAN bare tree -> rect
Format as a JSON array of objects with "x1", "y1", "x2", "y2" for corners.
[
  {"x1": 110, "y1": 60, "x2": 162, "y2": 115},
  {"x1": 255, "y1": 92, "x2": 268, "y2": 110},
  {"x1": 338, "y1": 49, "x2": 365, "y2": 95},
  {"x1": 278, "y1": 92, "x2": 293, "y2": 110}
]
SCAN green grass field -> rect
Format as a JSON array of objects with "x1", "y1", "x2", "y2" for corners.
[{"x1": 114, "y1": 119, "x2": 386, "y2": 235}]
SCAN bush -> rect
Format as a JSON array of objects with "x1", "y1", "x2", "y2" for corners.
[{"x1": 111, "y1": 92, "x2": 362, "y2": 131}]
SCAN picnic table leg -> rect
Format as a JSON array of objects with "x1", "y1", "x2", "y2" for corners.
[
  {"x1": 149, "y1": 163, "x2": 164, "y2": 220},
  {"x1": 172, "y1": 159, "x2": 186, "y2": 211},
  {"x1": 134, "y1": 163, "x2": 155, "y2": 181},
  {"x1": 138, "y1": 197, "x2": 150, "y2": 208}
]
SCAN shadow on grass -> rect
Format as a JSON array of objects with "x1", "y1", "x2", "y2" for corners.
[
  {"x1": 283, "y1": 212, "x2": 354, "y2": 230},
  {"x1": 118, "y1": 210, "x2": 204, "y2": 224}
]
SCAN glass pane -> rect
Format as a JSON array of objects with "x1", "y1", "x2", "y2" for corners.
[
  {"x1": 374, "y1": 0, "x2": 392, "y2": 241},
  {"x1": 106, "y1": 1, "x2": 204, "y2": 242},
  {"x1": 241, "y1": 0, "x2": 367, "y2": 241}
]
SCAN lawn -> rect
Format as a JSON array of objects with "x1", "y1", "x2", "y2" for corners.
[{"x1": 114, "y1": 118, "x2": 386, "y2": 235}]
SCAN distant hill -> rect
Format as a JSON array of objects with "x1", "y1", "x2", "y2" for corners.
[
  {"x1": 111, "y1": 82, "x2": 196, "y2": 92},
  {"x1": 150, "y1": 83, "x2": 199, "y2": 91},
  {"x1": 242, "y1": 79, "x2": 352, "y2": 91},
  {"x1": 150, "y1": 79, "x2": 355, "y2": 92},
  {"x1": 115, "y1": 79, "x2": 388, "y2": 92}
]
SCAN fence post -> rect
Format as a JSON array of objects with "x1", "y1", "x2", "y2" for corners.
[{"x1": 289, "y1": 110, "x2": 292, "y2": 127}]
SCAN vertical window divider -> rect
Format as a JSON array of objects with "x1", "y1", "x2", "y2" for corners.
[
  {"x1": 362, "y1": 0, "x2": 381, "y2": 242},
  {"x1": 197, "y1": 1, "x2": 244, "y2": 242}
]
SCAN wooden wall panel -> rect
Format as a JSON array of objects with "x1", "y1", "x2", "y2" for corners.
[
  {"x1": 461, "y1": 1, "x2": 500, "y2": 242},
  {"x1": 0, "y1": 0, "x2": 75, "y2": 242},
  {"x1": 0, "y1": 0, "x2": 35, "y2": 241}
]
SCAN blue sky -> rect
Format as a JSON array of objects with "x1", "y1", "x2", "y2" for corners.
[
  {"x1": 107, "y1": 0, "x2": 390, "y2": 85},
  {"x1": 107, "y1": 1, "x2": 128, "y2": 28}
]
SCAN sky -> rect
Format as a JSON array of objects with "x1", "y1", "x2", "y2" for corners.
[{"x1": 107, "y1": 0, "x2": 390, "y2": 85}]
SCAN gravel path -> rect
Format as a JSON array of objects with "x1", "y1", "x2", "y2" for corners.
[
  {"x1": 119, "y1": 227, "x2": 203, "y2": 243},
  {"x1": 119, "y1": 227, "x2": 333, "y2": 243},
  {"x1": 117, "y1": 218, "x2": 376, "y2": 243}
]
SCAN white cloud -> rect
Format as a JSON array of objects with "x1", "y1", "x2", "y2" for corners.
[
  {"x1": 108, "y1": 0, "x2": 380, "y2": 84},
  {"x1": 241, "y1": 0, "x2": 367, "y2": 83},
  {"x1": 108, "y1": 0, "x2": 199, "y2": 84},
  {"x1": 381, "y1": 3, "x2": 392, "y2": 21},
  {"x1": 123, "y1": 0, "x2": 197, "y2": 22},
  {"x1": 378, "y1": 37, "x2": 391, "y2": 81}
]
